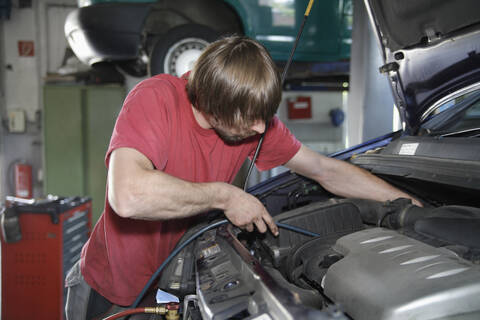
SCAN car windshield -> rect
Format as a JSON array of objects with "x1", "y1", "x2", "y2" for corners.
[{"x1": 420, "y1": 86, "x2": 480, "y2": 137}]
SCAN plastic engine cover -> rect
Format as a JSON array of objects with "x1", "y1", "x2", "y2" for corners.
[{"x1": 323, "y1": 228, "x2": 480, "y2": 320}]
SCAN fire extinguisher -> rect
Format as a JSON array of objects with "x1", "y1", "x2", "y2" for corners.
[{"x1": 14, "y1": 162, "x2": 32, "y2": 199}]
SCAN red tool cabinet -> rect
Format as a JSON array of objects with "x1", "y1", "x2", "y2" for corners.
[{"x1": 1, "y1": 197, "x2": 92, "y2": 320}]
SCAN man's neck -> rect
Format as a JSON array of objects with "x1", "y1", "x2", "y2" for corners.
[{"x1": 191, "y1": 105, "x2": 212, "y2": 129}]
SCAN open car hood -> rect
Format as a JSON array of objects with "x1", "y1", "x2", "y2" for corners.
[{"x1": 364, "y1": 0, "x2": 480, "y2": 134}]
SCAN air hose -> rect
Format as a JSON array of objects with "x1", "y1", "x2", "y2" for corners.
[
  {"x1": 130, "y1": 218, "x2": 319, "y2": 309},
  {"x1": 103, "y1": 303, "x2": 179, "y2": 320},
  {"x1": 277, "y1": 222, "x2": 320, "y2": 237},
  {"x1": 131, "y1": 219, "x2": 228, "y2": 308},
  {"x1": 102, "y1": 308, "x2": 147, "y2": 320}
]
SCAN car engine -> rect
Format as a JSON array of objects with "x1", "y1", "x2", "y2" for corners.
[
  {"x1": 323, "y1": 227, "x2": 480, "y2": 320},
  {"x1": 158, "y1": 174, "x2": 480, "y2": 320}
]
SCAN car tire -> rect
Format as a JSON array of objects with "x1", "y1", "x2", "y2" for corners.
[{"x1": 149, "y1": 24, "x2": 220, "y2": 76}]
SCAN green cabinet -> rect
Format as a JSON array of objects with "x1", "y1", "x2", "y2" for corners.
[{"x1": 44, "y1": 84, "x2": 125, "y2": 223}]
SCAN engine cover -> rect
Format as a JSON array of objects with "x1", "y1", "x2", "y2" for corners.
[{"x1": 324, "y1": 228, "x2": 480, "y2": 320}]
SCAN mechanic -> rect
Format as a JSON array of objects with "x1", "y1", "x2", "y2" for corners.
[{"x1": 65, "y1": 36, "x2": 421, "y2": 319}]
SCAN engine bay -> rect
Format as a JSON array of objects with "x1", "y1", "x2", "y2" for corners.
[
  {"x1": 254, "y1": 198, "x2": 480, "y2": 320},
  {"x1": 158, "y1": 172, "x2": 480, "y2": 320}
]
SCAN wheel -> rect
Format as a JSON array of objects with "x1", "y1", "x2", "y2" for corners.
[{"x1": 149, "y1": 24, "x2": 220, "y2": 76}]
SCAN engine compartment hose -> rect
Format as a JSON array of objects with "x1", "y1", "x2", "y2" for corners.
[
  {"x1": 131, "y1": 219, "x2": 229, "y2": 308},
  {"x1": 277, "y1": 222, "x2": 320, "y2": 237},
  {"x1": 131, "y1": 218, "x2": 319, "y2": 308},
  {"x1": 102, "y1": 308, "x2": 146, "y2": 320}
]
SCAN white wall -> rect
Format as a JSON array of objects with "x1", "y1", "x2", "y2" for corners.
[
  {"x1": 278, "y1": 90, "x2": 347, "y2": 153},
  {"x1": 243, "y1": 89, "x2": 348, "y2": 188},
  {"x1": 3, "y1": 3, "x2": 39, "y2": 121},
  {"x1": 0, "y1": 15, "x2": 5, "y2": 199},
  {"x1": 346, "y1": 0, "x2": 395, "y2": 147},
  {"x1": 2, "y1": 0, "x2": 76, "y2": 120},
  {"x1": 0, "y1": 0, "x2": 76, "y2": 199}
]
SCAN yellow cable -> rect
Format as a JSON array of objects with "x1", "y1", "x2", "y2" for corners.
[{"x1": 305, "y1": 0, "x2": 315, "y2": 16}]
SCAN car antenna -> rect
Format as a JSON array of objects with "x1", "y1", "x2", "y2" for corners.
[{"x1": 243, "y1": 0, "x2": 316, "y2": 191}]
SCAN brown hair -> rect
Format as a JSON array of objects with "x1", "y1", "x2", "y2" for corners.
[{"x1": 186, "y1": 36, "x2": 281, "y2": 127}]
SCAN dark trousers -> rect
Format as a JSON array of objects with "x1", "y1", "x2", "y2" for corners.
[{"x1": 65, "y1": 261, "x2": 157, "y2": 320}]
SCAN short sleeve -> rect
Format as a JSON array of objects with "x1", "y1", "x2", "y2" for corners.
[
  {"x1": 252, "y1": 116, "x2": 301, "y2": 171},
  {"x1": 106, "y1": 85, "x2": 171, "y2": 170}
]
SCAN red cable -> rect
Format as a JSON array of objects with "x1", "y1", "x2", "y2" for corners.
[{"x1": 102, "y1": 308, "x2": 147, "y2": 320}]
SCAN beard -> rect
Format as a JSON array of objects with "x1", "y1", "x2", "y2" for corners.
[{"x1": 213, "y1": 127, "x2": 248, "y2": 144}]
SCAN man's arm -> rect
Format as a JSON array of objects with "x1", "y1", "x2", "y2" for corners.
[
  {"x1": 284, "y1": 145, "x2": 422, "y2": 206},
  {"x1": 108, "y1": 147, "x2": 279, "y2": 234}
]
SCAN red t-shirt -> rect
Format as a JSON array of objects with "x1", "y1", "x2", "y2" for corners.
[{"x1": 80, "y1": 74, "x2": 301, "y2": 306}]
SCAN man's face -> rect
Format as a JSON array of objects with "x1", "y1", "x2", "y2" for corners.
[{"x1": 209, "y1": 117, "x2": 266, "y2": 144}]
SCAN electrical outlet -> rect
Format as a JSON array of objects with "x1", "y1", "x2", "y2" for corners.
[{"x1": 8, "y1": 110, "x2": 26, "y2": 133}]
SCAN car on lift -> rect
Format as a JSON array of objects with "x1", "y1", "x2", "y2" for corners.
[
  {"x1": 65, "y1": 0, "x2": 352, "y2": 79},
  {"x1": 143, "y1": 0, "x2": 480, "y2": 319}
]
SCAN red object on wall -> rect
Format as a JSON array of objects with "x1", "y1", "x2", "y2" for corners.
[
  {"x1": 287, "y1": 96, "x2": 312, "y2": 119},
  {"x1": 1, "y1": 198, "x2": 92, "y2": 320},
  {"x1": 14, "y1": 163, "x2": 32, "y2": 199},
  {"x1": 17, "y1": 41, "x2": 35, "y2": 57}
]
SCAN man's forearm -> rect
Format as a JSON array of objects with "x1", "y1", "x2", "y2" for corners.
[
  {"x1": 107, "y1": 148, "x2": 279, "y2": 234},
  {"x1": 108, "y1": 148, "x2": 233, "y2": 220},
  {"x1": 285, "y1": 145, "x2": 421, "y2": 206},
  {"x1": 318, "y1": 158, "x2": 418, "y2": 204},
  {"x1": 109, "y1": 168, "x2": 231, "y2": 220}
]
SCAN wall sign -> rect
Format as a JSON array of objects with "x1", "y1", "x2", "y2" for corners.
[
  {"x1": 287, "y1": 96, "x2": 312, "y2": 119},
  {"x1": 18, "y1": 40, "x2": 34, "y2": 57}
]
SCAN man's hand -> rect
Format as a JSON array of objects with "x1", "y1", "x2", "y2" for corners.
[{"x1": 221, "y1": 184, "x2": 279, "y2": 236}]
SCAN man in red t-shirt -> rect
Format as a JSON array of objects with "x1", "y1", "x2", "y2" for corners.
[{"x1": 65, "y1": 36, "x2": 420, "y2": 319}]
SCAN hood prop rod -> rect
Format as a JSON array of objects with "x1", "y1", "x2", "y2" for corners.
[{"x1": 243, "y1": 0, "x2": 316, "y2": 191}]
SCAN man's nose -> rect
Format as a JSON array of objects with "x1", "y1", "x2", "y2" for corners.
[{"x1": 251, "y1": 121, "x2": 266, "y2": 134}]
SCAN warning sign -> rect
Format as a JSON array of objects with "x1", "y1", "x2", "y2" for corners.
[{"x1": 18, "y1": 41, "x2": 35, "y2": 57}]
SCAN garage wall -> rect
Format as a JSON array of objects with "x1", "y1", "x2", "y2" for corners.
[
  {"x1": 241, "y1": 89, "x2": 348, "y2": 189},
  {"x1": 0, "y1": 17, "x2": 4, "y2": 199},
  {"x1": 0, "y1": 1, "x2": 41, "y2": 200},
  {"x1": 346, "y1": 0, "x2": 395, "y2": 146},
  {"x1": 0, "y1": 0, "x2": 76, "y2": 200},
  {"x1": 244, "y1": 0, "x2": 397, "y2": 187},
  {"x1": 3, "y1": 4, "x2": 39, "y2": 121}
]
